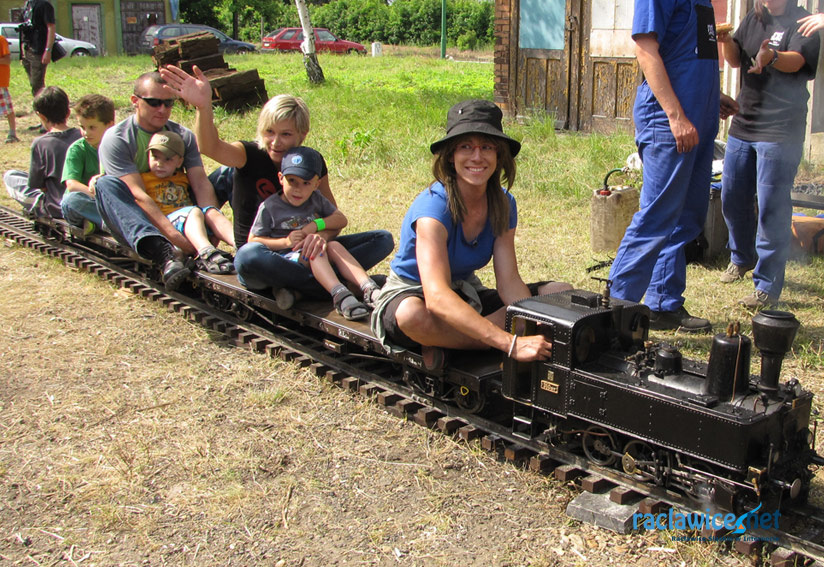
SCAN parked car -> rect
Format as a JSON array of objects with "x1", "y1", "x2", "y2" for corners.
[
  {"x1": 0, "y1": 23, "x2": 99, "y2": 57},
  {"x1": 140, "y1": 24, "x2": 256, "y2": 55},
  {"x1": 261, "y1": 27, "x2": 366, "y2": 54}
]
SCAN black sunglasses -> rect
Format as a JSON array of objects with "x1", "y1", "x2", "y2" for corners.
[{"x1": 135, "y1": 94, "x2": 175, "y2": 108}]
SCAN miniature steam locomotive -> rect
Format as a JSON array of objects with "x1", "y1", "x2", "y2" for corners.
[{"x1": 502, "y1": 287, "x2": 819, "y2": 511}]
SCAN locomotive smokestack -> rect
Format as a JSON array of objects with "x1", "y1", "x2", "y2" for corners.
[{"x1": 751, "y1": 310, "x2": 800, "y2": 399}]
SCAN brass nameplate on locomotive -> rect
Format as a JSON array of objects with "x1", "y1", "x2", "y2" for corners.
[{"x1": 540, "y1": 380, "x2": 559, "y2": 394}]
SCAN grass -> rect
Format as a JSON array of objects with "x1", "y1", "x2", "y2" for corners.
[{"x1": 4, "y1": 51, "x2": 823, "y2": 374}]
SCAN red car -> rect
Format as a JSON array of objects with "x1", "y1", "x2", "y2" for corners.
[{"x1": 261, "y1": 27, "x2": 366, "y2": 54}]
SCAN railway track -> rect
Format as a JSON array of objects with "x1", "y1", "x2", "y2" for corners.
[{"x1": 2, "y1": 203, "x2": 823, "y2": 564}]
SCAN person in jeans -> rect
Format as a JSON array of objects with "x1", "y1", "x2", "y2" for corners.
[
  {"x1": 94, "y1": 71, "x2": 234, "y2": 291},
  {"x1": 60, "y1": 93, "x2": 115, "y2": 233},
  {"x1": 717, "y1": 0, "x2": 819, "y2": 308},
  {"x1": 158, "y1": 64, "x2": 394, "y2": 289},
  {"x1": 242, "y1": 147, "x2": 380, "y2": 317},
  {"x1": 3, "y1": 86, "x2": 80, "y2": 216}
]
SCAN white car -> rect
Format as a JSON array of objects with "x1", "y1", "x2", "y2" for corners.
[{"x1": 1, "y1": 23, "x2": 100, "y2": 57}]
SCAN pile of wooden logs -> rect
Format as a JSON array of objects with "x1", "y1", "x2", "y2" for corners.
[{"x1": 152, "y1": 32, "x2": 268, "y2": 111}]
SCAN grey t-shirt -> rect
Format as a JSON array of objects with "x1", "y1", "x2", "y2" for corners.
[
  {"x1": 29, "y1": 127, "x2": 82, "y2": 218},
  {"x1": 250, "y1": 191, "x2": 337, "y2": 252},
  {"x1": 98, "y1": 115, "x2": 202, "y2": 178}
]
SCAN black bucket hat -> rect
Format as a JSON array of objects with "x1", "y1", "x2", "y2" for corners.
[{"x1": 430, "y1": 99, "x2": 521, "y2": 157}]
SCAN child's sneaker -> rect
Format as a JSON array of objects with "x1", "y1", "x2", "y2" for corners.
[
  {"x1": 82, "y1": 219, "x2": 98, "y2": 236},
  {"x1": 5, "y1": 133, "x2": 20, "y2": 144}
]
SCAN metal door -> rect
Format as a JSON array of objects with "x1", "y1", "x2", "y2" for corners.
[{"x1": 71, "y1": 4, "x2": 103, "y2": 54}]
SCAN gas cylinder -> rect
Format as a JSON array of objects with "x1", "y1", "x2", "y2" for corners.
[{"x1": 590, "y1": 168, "x2": 640, "y2": 253}]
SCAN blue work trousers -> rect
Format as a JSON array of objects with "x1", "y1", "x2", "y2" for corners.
[
  {"x1": 61, "y1": 191, "x2": 103, "y2": 228},
  {"x1": 235, "y1": 230, "x2": 394, "y2": 297},
  {"x1": 95, "y1": 175, "x2": 166, "y2": 258},
  {"x1": 609, "y1": 129, "x2": 715, "y2": 312},
  {"x1": 721, "y1": 135, "x2": 803, "y2": 299}
]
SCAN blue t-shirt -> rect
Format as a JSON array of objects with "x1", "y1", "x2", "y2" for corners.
[{"x1": 390, "y1": 182, "x2": 518, "y2": 283}]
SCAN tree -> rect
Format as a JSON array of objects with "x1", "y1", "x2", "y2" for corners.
[{"x1": 295, "y1": 0, "x2": 325, "y2": 84}]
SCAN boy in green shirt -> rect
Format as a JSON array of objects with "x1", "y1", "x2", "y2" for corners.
[{"x1": 61, "y1": 94, "x2": 115, "y2": 233}]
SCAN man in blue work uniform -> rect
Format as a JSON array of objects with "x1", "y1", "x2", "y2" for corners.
[{"x1": 608, "y1": 0, "x2": 737, "y2": 333}]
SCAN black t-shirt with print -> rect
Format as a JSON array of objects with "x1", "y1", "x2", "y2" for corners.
[{"x1": 729, "y1": 5, "x2": 820, "y2": 143}]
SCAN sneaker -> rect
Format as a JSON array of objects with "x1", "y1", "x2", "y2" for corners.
[
  {"x1": 719, "y1": 262, "x2": 754, "y2": 283},
  {"x1": 5, "y1": 134, "x2": 19, "y2": 144},
  {"x1": 738, "y1": 290, "x2": 776, "y2": 309},
  {"x1": 649, "y1": 306, "x2": 712, "y2": 333},
  {"x1": 273, "y1": 288, "x2": 301, "y2": 310},
  {"x1": 82, "y1": 219, "x2": 97, "y2": 236},
  {"x1": 161, "y1": 259, "x2": 191, "y2": 292}
]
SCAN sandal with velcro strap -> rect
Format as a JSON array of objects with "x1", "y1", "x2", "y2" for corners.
[{"x1": 196, "y1": 246, "x2": 235, "y2": 274}]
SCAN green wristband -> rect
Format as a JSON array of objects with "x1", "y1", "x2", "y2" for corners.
[{"x1": 314, "y1": 218, "x2": 326, "y2": 232}]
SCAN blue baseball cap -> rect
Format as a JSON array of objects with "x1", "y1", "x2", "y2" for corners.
[{"x1": 280, "y1": 146, "x2": 324, "y2": 180}]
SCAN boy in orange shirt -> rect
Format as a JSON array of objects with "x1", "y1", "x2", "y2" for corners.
[{"x1": 0, "y1": 35, "x2": 19, "y2": 143}]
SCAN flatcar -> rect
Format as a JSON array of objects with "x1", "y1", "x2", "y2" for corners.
[{"x1": 21, "y1": 209, "x2": 824, "y2": 513}]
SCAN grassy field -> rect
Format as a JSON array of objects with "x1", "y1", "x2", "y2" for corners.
[{"x1": 2, "y1": 50, "x2": 824, "y2": 566}]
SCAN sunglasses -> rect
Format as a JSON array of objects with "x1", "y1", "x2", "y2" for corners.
[{"x1": 135, "y1": 94, "x2": 175, "y2": 108}]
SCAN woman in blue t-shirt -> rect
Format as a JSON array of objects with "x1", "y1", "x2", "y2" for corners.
[{"x1": 370, "y1": 99, "x2": 570, "y2": 369}]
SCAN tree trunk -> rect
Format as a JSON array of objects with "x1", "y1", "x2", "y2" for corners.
[{"x1": 294, "y1": 0, "x2": 324, "y2": 84}]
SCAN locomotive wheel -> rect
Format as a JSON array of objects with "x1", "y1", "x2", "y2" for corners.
[
  {"x1": 582, "y1": 426, "x2": 618, "y2": 466},
  {"x1": 454, "y1": 385, "x2": 486, "y2": 414}
]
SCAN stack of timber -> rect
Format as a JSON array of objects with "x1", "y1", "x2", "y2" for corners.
[{"x1": 152, "y1": 32, "x2": 268, "y2": 111}]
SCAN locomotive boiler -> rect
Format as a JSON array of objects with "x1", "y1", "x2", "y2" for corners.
[{"x1": 502, "y1": 287, "x2": 818, "y2": 511}]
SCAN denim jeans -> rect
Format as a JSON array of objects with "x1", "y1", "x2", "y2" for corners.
[
  {"x1": 208, "y1": 166, "x2": 234, "y2": 209},
  {"x1": 61, "y1": 191, "x2": 103, "y2": 228},
  {"x1": 235, "y1": 230, "x2": 394, "y2": 297},
  {"x1": 721, "y1": 135, "x2": 803, "y2": 299},
  {"x1": 4, "y1": 169, "x2": 41, "y2": 211},
  {"x1": 95, "y1": 175, "x2": 166, "y2": 258},
  {"x1": 609, "y1": 121, "x2": 715, "y2": 312}
]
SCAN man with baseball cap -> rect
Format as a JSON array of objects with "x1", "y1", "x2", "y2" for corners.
[{"x1": 94, "y1": 71, "x2": 234, "y2": 291}]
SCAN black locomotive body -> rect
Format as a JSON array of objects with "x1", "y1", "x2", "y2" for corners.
[{"x1": 502, "y1": 289, "x2": 816, "y2": 510}]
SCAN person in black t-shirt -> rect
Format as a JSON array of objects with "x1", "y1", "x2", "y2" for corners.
[
  {"x1": 159, "y1": 64, "x2": 394, "y2": 299},
  {"x1": 19, "y1": 0, "x2": 56, "y2": 96},
  {"x1": 717, "y1": 0, "x2": 819, "y2": 309}
]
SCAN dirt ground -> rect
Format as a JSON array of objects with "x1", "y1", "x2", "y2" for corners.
[{"x1": 0, "y1": 234, "x2": 760, "y2": 567}]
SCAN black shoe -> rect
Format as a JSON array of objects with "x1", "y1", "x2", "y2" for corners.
[
  {"x1": 649, "y1": 306, "x2": 712, "y2": 334},
  {"x1": 161, "y1": 259, "x2": 190, "y2": 291}
]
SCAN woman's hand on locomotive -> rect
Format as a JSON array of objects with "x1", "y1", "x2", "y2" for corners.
[
  {"x1": 510, "y1": 334, "x2": 553, "y2": 362},
  {"x1": 798, "y1": 13, "x2": 824, "y2": 37},
  {"x1": 160, "y1": 65, "x2": 212, "y2": 109}
]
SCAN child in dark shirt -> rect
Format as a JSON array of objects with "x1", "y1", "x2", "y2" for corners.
[
  {"x1": 3, "y1": 86, "x2": 80, "y2": 217},
  {"x1": 243, "y1": 146, "x2": 380, "y2": 319}
]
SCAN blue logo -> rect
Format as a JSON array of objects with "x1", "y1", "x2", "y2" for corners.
[
  {"x1": 291, "y1": 155, "x2": 304, "y2": 165},
  {"x1": 633, "y1": 504, "x2": 779, "y2": 538}
]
